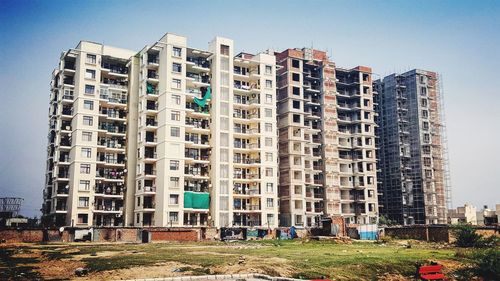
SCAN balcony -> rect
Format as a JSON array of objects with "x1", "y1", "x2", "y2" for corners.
[
  {"x1": 94, "y1": 186, "x2": 124, "y2": 197},
  {"x1": 233, "y1": 204, "x2": 261, "y2": 212},
  {"x1": 94, "y1": 205, "x2": 122, "y2": 212},
  {"x1": 99, "y1": 123, "x2": 126, "y2": 135},
  {"x1": 187, "y1": 57, "x2": 210, "y2": 69},
  {"x1": 101, "y1": 78, "x2": 128, "y2": 91},
  {"x1": 96, "y1": 168, "x2": 125, "y2": 180},
  {"x1": 99, "y1": 93, "x2": 127, "y2": 105}
]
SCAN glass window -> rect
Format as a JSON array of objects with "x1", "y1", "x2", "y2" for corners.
[
  {"x1": 170, "y1": 160, "x2": 179, "y2": 170},
  {"x1": 172, "y1": 63, "x2": 182, "y2": 73},
  {"x1": 265, "y1": 108, "x2": 272, "y2": 118},
  {"x1": 79, "y1": 180, "x2": 90, "y2": 191},
  {"x1": 266, "y1": 168, "x2": 273, "y2": 177},
  {"x1": 266, "y1": 198, "x2": 274, "y2": 208},
  {"x1": 171, "y1": 111, "x2": 180, "y2": 121},
  {"x1": 84, "y1": 85, "x2": 95, "y2": 95},
  {"x1": 85, "y1": 69, "x2": 95, "y2": 79},
  {"x1": 170, "y1": 177, "x2": 180, "y2": 187},
  {"x1": 265, "y1": 123, "x2": 272, "y2": 132},
  {"x1": 172, "y1": 94, "x2": 181, "y2": 105},
  {"x1": 169, "y1": 195, "x2": 179, "y2": 205},
  {"x1": 265, "y1": 65, "x2": 272, "y2": 75},
  {"x1": 220, "y1": 44, "x2": 229, "y2": 56},
  {"x1": 86, "y1": 54, "x2": 96, "y2": 64},
  {"x1": 81, "y1": 148, "x2": 91, "y2": 158},
  {"x1": 266, "y1": 183, "x2": 274, "y2": 193},
  {"x1": 173, "y1": 47, "x2": 182, "y2": 57},
  {"x1": 292, "y1": 59, "x2": 300, "y2": 68},
  {"x1": 78, "y1": 197, "x2": 89, "y2": 207},
  {"x1": 293, "y1": 86, "x2": 300, "y2": 95},
  {"x1": 83, "y1": 116, "x2": 93, "y2": 126},
  {"x1": 83, "y1": 100, "x2": 93, "y2": 110},
  {"x1": 292, "y1": 73, "x2": 300, "y2": 82},
  {"x1": 266, "y1": 152, "x2": 273, "y2": 162},
  {"x1": 266, "y1": 94, "x2": 272, "y2": 104},
  {"x1": 77, "y1": 214, "x2": 88, "y2": 224},
  {"x1": 171, "y1": 79, "x2": 181, "y2": 89},
  {"x1": 171, "y1": 127, "x2": 180, "y2": 137},
  {"x1": 265, "y1": 137, "x2": 272, "y2": 147},
  {"x1": 265, "y1": 80, "x2": 273, "y2": 88},
  {"x1": 80, "y1": 164, "x2": 91, "y2": 174},
  {"x1": 82, "y1": 132, "x2": 92, "y2": 141},
  {"x1": 169, "y1": 212, "x2": 179, "y2": 222}
]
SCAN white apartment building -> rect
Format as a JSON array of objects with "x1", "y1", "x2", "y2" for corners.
[
  {"x1": 43, "y1": 33, "x2": 279, "y2": 228},
  {"x1": 42, "y1": 41, "x2": 135, "y2": 227}
]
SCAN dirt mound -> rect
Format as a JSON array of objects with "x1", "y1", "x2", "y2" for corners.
[{"x1": 212, "y1": 256, "x2": 295, "y2": 277}]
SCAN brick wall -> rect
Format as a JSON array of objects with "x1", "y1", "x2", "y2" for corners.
[{"x1": 150, "y1": 230, "x2": 198, "y2": 242}]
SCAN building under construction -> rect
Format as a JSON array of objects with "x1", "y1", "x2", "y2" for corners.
[{"x1": 374, "y1": 69, "x2": 450, "y2": 225}]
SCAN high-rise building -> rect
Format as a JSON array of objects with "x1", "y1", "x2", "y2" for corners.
[
  {"x1": 374, "y1": 69, "x2": 448, "y2": 225},
  {"x1": 275, "y1": 48, "x2": 379, "y2": 227},
  {"x1": 42, "y1": 41, "x2": 135, "y2": 227},
  {"x1": 43, "y1": 34, "x2": 279, "y2": 228}
]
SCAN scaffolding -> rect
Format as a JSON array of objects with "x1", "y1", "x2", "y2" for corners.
[{"x1": 438, "y1": 74, "x2": 452, "y2": 209}]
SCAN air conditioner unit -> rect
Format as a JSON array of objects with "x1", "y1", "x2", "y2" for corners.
[
  {"x1": 65, "y1": 126, "x2": 71, "y2": 130},
  {"x1": 115, "y1": 144, "x2": 122, "y2": 148}
]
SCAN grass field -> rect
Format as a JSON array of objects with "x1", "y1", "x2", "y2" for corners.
[{"x1": 0, "y1": 239, "x2": 491, "y2": 280}]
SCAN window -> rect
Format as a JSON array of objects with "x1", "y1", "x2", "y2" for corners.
[
  {"x1": 78, "y1": 197, "x2": 89, "y2": 208},
  {"x1": 169, "y1": 212, "x2": 179, "y2": 222},
  {"x1": 136, "y1": 214, "x2": 140, "y2": 224},
  {"x1": 171, "y1": 127, "x2": 180, "y2": 137},
  {"x1": 85, "y1": 69, "x2": 95, "y2": 79},
  {"x1": 172, "y1": 63, "x2": 182, "y2": 73},
  {"x1": 265, "y1": 79, "x2": 273, "y2": 88},
  {"x1": 265, "y1": 108, "x2": 272, "y2": 118},
  {"x1": 170, "y1": 160, "x2": 179, "y2": 170},
  {"x1": 79, "y1": 180, "x2": 90, "y2": 191},
  {"x1": 265, "y1": 65, "x2": 272, "y2": 75},
  {"x1": 265, "y1": 137, "x2": 272, "y2": 147},
  {"x1": 292, "y1": 59, "x2": 300, "y2": 68},
  {"x1": 422, "y1": 121, "x2": 429, "y2": 130},
  {"x1": 169, "y1": 194, "x2": 179, "y2": 205},
  {"x1": 86, "y1": 54, "x2": 96, "y2": 64},
  {"x1": 82, "y1": 132, "x2": 92, "y2": 141},
  {"x1": 81, "y1": 148, "x2": 91, "y2": 158},
  {"x1": 83, "y1": 116, "x2": 93, "y2": 126},
  {"x1": 266, "y1": 183, "x2": 274, "y2": 193},
  {"x1": 266, "y1": 152, "x2": 273, "y2": 162},
  {"x1": 170, "y1": 177, "x2": 180, "y2": 187},
  {"x1": 172, "y1": 94, "x2": 181, "y2": 105},
  {"x1": 171, "y1": 78, "x2": 181, "y2": 89},
  {"x1": 80, "y1": 164, "x2": 91, "y2": 174},
  {"x1": 265, "y1": 94, "x2": 273, "y2": 104},
  {"x1": 83, "y1": 100, "x2": 93, "y2": 110},
  {"x1": 267, "y1": 214, "x2": 274, "y2": 225},
  {"x1": 171, "y1": 111, "x2": 180, "y2": 121},
  {"x1": 292, "y1": 100, "x2": 300, "y2": 109},
  {"x1": 265, "y1": 168, "x2": 273, "y2": 177},
  {"x1": 265, "y1": 123, "x2": 272, "y2": 132},
  {"x1": 293, "y1": 114, "x2": 301, "y2": 123},
  {"x1": 220, "y1": 44, "x2": 230, "y2": 56},
  {"x1": 85, "y1": 85, "x2": 95, "y2": 95},
  {"x1": 266, "y1": 198, "x2": 274, "y2": 208},
  {"x1": 292, "y1": 73, "x2": 300, "y2": 82},
  {"x1": 293, "y1": 86, "x2": 300, "y2": 95},
  {"x1": 421, "y1": 99, "x2": 428, "y2": 107},
  {"x1": 77, "y1": 214, "x2": 88, "y2": 224},
  {"x1": 173, "y1": 47, "x2": 182, "y2": 57},
  {"x1": 420, "y1": 87, "x2": 427, "y2": 96},
  {"x1": 422, "y1": 110, "x2": 429, "y2": 118}
]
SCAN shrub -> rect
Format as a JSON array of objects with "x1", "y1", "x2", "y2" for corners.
[
  {"x1": 453, "y1": 224, "x2": 482, "y2": 247},
  {"x1": 473, "y1": 248, "x2": 500, "y2": 280}
]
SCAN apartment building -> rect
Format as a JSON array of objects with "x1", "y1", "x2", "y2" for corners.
[
  {"x1": 42, "y1": 41, "x2": 135, "y2": 227},
  {"x1": 275, "y1": 48, "x2": 378, "y2": 227},
  {"x1": 43, "y1": 33, "x2": 279, "y2": 228},
  {"x1": 126, "y1": 34, "x2": 279, "y2": 228},
  {"x1": 374, "y1": 69, "x2": 448, "y2": 225}
]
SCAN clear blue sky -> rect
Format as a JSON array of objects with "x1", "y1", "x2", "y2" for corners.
[{"x1": 1, "y1": 0, "x2": 499, "y2": 216}]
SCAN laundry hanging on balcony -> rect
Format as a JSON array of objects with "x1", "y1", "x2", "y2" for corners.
[
  {"x1": 193, "y1": 86, "x2": 211, "y2": 108},
  {"x1": 184, "y1": 191, "x2": 210, "y2": 209}
]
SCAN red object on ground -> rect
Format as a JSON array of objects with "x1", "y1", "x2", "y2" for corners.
[{"x1": 418, "y1": 264, "x2": 446, "y2": 280}]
